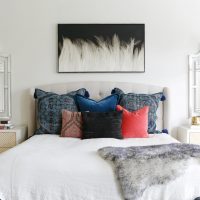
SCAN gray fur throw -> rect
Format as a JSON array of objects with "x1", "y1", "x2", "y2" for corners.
[{"x1": 98, "y1": 143, "x2": 200, "y2": 200}]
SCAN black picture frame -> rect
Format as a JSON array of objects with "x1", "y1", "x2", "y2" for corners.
[{"x1": 58, "y1": 24, "x2": 145, "y2": 73}]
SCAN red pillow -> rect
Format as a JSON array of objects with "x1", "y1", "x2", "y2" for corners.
[{"x1": 116, "y1": 105, "x2": 149, "y2": 138}]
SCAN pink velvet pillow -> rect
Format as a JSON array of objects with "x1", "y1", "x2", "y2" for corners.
[
  {"x1": 116, "y1": 105, "x2": 149, "y2": 138},
  {"x1": 61, "y1": 110, "x2": 82, "y2": 138}
]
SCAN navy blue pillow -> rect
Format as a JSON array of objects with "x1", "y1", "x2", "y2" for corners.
[
  {"x1": 34, "y1": 88, "x2": 88, "y2": 135},
  {"x1": 76, "y1": 94, "x2": 119, "y2": 112}
]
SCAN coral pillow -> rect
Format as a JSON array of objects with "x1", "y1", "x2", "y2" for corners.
[
  {"x1": 60, "y1": 110, "x2": 82, "y2": 138},
  {"x1": 116, "y1": 105, "x2": 149, "y2": 138}
]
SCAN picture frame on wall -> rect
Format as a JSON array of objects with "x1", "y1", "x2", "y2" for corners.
[{"x1": 58, "y1": 24, "x2": 145, "y2": 73}]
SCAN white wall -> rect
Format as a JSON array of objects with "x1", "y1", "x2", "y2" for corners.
[{"x1": 1, "y1": 0, "x2": 200, "y2": 137}]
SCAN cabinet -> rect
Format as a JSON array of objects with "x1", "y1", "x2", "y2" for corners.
[
  {"x1": 0, "y1": 125, "x2": 27, "y2": 153},
  {"x1": 177, "y1": 126, "x2": 200, "y2": 144}
]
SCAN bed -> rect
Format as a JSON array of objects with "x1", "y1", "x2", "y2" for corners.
[{"x1": 0, "y1": 81, "x2": 200, "y2": 200}]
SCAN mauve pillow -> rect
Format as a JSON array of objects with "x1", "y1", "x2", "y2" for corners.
[
  {"x1": 116, "y1": 105, "x2": 149, "y2": 138},
  {"x1": 82, "y1": 111, "x2": 123, "y2": 139},
  {"x1": 60, "y1": 110, "x2": 82, "y2": 138},
  {"x1": 76, "y1": 94, "x2": 119, "y2": 112}
]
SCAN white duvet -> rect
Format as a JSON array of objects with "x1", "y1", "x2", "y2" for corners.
[{"x1": 0, "y1": 134, "x2": 200, "y2": 200}]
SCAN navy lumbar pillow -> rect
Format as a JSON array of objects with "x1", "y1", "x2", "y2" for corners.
[
  {"x1": 76, "y1": 94, "x2": 119, "y2": 112},
  {"x1": 82, "y1": 111, "x2": 123, "y2": 139},
  {"x1": 34, "y1": 88, "x2": 88, "y2": 135}
]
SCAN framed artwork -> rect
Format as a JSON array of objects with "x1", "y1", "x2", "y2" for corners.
[{"x1": 58, "y1": 24, "x2": 145, "y2": 73}]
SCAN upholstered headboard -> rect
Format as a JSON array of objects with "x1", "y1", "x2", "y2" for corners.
[{"x1": 28, "y1": 81, "x2": 170, "y2": 137}]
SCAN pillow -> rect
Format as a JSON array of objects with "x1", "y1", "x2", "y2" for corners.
[
  {"x1": 60, "y1": 110, "x2": 82, "y2": 138},
  {"x1": 34, "y1": 88, "x2": 88, "y2": 135},
  {"x1": 76, "y1": 94, "x2": 119, "y2": 112},
  {"x1": 82, "y1": 111, "x2": 123, "y2": 139},
  {"x1": 112, "y1": 88, "x2": 164, "y2": 133},
  {"x1": 116, "y1": 105, "x2": 149, "y2": 138}
]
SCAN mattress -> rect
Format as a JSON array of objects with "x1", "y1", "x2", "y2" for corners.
[{"x1": 0, "y1": 134, "x2": 200, "y2": 200}]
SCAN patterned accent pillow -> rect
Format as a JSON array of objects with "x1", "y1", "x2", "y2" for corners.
[
  {"x1": 34, "y1": 88, "x2": 88, "y2": 135},
  {"x1": 112, "y1": 88, "x2": 164, "y2": 133},
  {"x1": 61, "y1": 110, "x2": 82, "y2": 138}
]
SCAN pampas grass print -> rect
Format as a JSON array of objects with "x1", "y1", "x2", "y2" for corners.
[{"x1": 59, "y1": 34, "x2": 144, "y2": 72}]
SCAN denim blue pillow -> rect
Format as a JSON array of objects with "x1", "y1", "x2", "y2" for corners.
[
  {"x1": 34, "y1": 88, "x2": 88, "y2": 135},
  {"x1": 112, "y1": 88, "x2": 165, "y2": 133},
  {"x1": 76, "y1": 94, "x2": 119, "y2": 112}
]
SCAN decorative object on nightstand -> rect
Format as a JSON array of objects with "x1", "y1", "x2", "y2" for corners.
[
  {"x1": 180, "y1": 52, "x2": 200, "y2": 144},
  {"x1": 191, "y1": 116, "x2": 200, "y2": 126},
  {"x1": 0, "y1": 120, "x2": 14, "y2": 129},
  {"x1": 0, "y1": 54, "x2": 11, "y2": 121},
  {"x1": 188, "y1": 51, "x2": 200, "y2": 122},
  {"x1": 177, "y1": 126, "x2": 200, "y2": 144},
  {"x1": 0, "y1": 54, "x2": 27, "y2": 153},
  {"x1": 0, "y1": 125, "x2": 27, "y2": 153},
  {"x1": 0, "y1": 54, "x2": 15, "y2": 129}
]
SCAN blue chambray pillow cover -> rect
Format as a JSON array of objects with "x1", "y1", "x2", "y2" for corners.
[
  {"x1": 76, "y1": 94, "x2": 119, "y2": 112},
  {"x1": 112, "y1": 88, "x2": 165, "y2": 133},
  {"x1": 34, "y1": 88, "x2": 88, "y2": 135}
]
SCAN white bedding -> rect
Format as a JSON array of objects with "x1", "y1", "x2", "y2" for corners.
[{"x1": 0, "y1": 134, "x2": 200, "y2": 200}]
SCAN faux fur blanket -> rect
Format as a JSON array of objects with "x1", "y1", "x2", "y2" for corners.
[{"x1": 98, "y1": 143, "x2": 200, "y2": 200}]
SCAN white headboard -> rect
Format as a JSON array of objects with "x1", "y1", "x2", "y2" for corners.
[{"x1": 28, "y1": 81, "x2": 170, "y2": 137}]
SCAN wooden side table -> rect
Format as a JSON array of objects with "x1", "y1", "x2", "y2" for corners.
[{"x1": 0, "y1": 125, "x2": 27, "y2": 153}]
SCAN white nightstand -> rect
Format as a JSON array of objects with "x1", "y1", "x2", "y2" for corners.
[
  {"x1": 0, "y1": 125, "x2": 27, "y2": 153},
  {"x1": 177, "y1": 126, "x2": 200, "y2": 144}
]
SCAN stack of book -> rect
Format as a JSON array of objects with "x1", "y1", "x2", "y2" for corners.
[{"x1": 0, "y1": 120, "x2": 14, "y2": 129}]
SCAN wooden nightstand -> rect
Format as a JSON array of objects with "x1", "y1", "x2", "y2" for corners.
[
  {"x1": 177, "y1": 126, "x2": 200, "y2": 144},
  {"x1": 0, "y1": 125, "x2": 27, "y2": 153}
]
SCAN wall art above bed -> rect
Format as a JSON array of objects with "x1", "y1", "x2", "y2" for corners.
[{"x1": 58, "y1": 24, "x2": 145, "y2": 73}]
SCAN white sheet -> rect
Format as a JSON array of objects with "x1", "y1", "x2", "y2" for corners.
[{"x1": 0, "y1": 134, "x2": 199, "y2": 200}]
